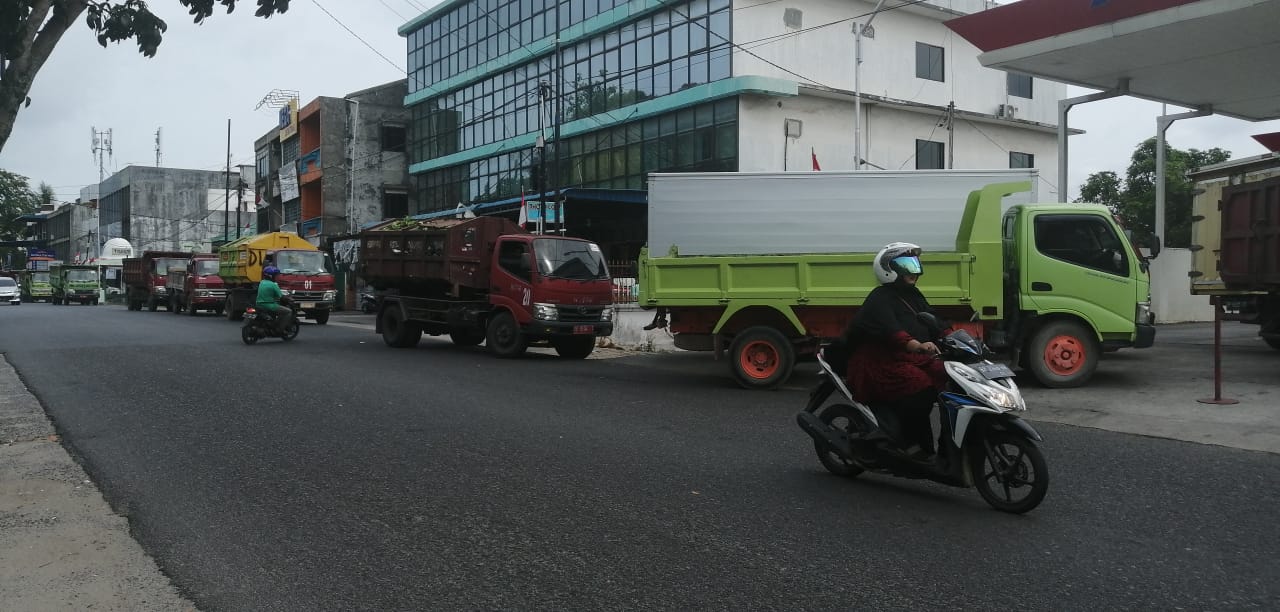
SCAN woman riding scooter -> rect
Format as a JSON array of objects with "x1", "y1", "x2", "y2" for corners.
[{"x1": 841, "y1": 242, "x2": 947, "y2": 461}]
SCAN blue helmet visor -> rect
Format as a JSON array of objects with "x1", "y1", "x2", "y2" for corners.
[{"x1": 892, "y1": 255, "x2": 923, "y2": 275}]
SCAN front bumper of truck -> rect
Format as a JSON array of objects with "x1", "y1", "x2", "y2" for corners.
[{"x1": 524, "y1": 320, "x2": 614, "y2": 338}]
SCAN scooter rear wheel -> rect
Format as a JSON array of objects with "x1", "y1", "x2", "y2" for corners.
[
  {"x1": 815, "y1": 404, "x2": 867, "y2": 478},
  {"x1": 241, "y1": 324, "x2": 259, "y2": 345},
  {"x1": 971, "y1": 431, "x2": 1049, "y2": 514}
]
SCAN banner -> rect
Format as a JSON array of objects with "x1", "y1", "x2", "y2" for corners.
[{"x1": 279, "y1": 161, "x2": 300, "y2": 202}]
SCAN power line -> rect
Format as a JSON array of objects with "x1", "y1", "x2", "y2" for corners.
[
  {"x1": 310, "y1": 0, "x2": 404, "y2": 73},
  {"x1": 376, "y1": 0, "x2": 407, "y2": 21}
]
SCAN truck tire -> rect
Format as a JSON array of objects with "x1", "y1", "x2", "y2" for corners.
[
  {"x1": 449, "y1": 330, "x2": 486, "y2": 347},
  {"x1": 381, "y1": 307, "x2": 422, "y2": 348},
  {"x1": 553, "y1": 336, "x2": 596, "y2": 359},
  {"x1": 311, "y1": 311, "x2": 330, "y2": 325},
  {"x1": 1027, "y1": 320, "x2": 1099, "y2": 388},
  {"x1": 486, "y1": 311, "x2": 528, "y2": 358},
  {"x1": 729, "y1": 326, "x2": 796, "y2": 390}
]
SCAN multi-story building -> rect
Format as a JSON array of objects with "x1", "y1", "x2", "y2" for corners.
[
  {"x1": 252, "y1": 79, "x2": 411, "y2": 245},
  {"x1": 399, "y1": 0, "x2": 1065, "y2": 258},
  {"x1": 30, "y1": 166, "x2": 245, "y2": 258}
]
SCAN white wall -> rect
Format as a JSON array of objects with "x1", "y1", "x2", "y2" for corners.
[
  {"x1": 738, "y1": 94, "x2": 1060, "y2": 197},
  {"x1": 1149, "y1": 247, "x2": 1213, "y2": 323}
]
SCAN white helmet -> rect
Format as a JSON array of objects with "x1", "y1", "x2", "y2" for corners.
[{"x1": 873, "y1": 242, "x2": 923, "y2": 285}]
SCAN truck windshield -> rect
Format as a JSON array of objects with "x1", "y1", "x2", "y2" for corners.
[
  {"x1": 276, "y1": 251, "x2": 328, "y2": 275},
  {"x1": 153, "y1": 258, "x2": 185, "y2": 275},
  {"x1": 195, "y1": 260, "x2": 220, "y2": 275},
  {"x1": 68, "y1": 270, "x2": 97, "y2": 282},
  {"x1": 32, "y1": 272, "x2": 49, "y2": 283},
  {"x1": 533, "y1": 238, "x2": 610, "y2": 281}
]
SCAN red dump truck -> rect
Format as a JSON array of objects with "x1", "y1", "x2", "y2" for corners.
[
  {"x1": 360, "y1": 216, "x2": 614, "y2": 358},
  {"x1": 1189, "y1": 156, "x2": 1280, "y2": 348},
  {"x1": 123, "y1": 251, "x2": 189, "y2": 311},
  {"x1": 167, "y1": 253, "x2": 226, "y2": 315}
]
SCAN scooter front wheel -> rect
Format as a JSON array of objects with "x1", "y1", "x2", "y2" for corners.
[
  {"x1": 815, "y1": 404, "x2": 867, "y2": 478},
  {"x1": 971, "y1": 431, "x2": 1049, "y2": 514}
]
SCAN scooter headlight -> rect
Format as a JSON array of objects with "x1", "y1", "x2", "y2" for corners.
[{"x1": 948, "y1": 362, "x2": 1022, "y2": 411}]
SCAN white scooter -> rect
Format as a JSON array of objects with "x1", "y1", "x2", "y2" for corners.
[{"x1": 796, "y1": 313, "x2": 1049, "y2": 514}]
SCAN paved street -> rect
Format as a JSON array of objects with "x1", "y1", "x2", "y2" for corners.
[{"x1": 2, "y1": 303, "x2": 1278, "y2": 610}]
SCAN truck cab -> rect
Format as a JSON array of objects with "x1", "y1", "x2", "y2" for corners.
[
  {"x1": 22, "y1": 270, "x2": 52, "y2": 302},
  {"x1": 51, "y1": 264, "x2": 102, "y2": 305},
  {"x1": 490, "y1": 235, "x2": 615, "y2": 339},
  {"x1": 168, "y1": 255, "x2": 226, "y2": 315},
  {"x1": 1002, "y1": 204, "x2": 1154, "y2": 384},
  {"x1": 266, "y1": 249, "x2": 336, "y2": 325}
]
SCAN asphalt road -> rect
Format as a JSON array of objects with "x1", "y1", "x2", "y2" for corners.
[{"x1": 2, "y1": 303, "x2": 1277, "y2": 610}]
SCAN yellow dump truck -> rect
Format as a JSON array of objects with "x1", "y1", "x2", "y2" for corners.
[{"x1": 218, "y1": 232, "x2": 336, "y2": 324}]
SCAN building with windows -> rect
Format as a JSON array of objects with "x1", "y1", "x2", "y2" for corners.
[
  {"x1": 399, "y1": 0, "x2": 1065, "y2": 258},
  {"x1": 252, "y1": 79, "x2": 411, "y2": 244}
]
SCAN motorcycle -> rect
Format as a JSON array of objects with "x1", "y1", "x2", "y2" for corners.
[
  {"x1": 241, "y1": 300, "x2": 300, "y2": 344},
  {"x1": 359, "y1": 290, "x2": 377, "y2": 314},
  {"x1": 796, "y1": 313, "x2": 1049, "y2": 514}
]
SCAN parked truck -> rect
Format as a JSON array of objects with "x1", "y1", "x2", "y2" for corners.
[
  {"x1": 218, "y1": 232, "x2": 335, "y2": 324},
  {"x1": 638, "y1": 172, "x2": 1155, "y2": 389},
  {"x1": 19, "y1": 270, "x2": 52, "y2": 302},
  {"x1": 1188, "y1": 152, "x2": 1280, "y2": 348},
  {"x1": 50, "y1": 263, "x2": 101, "y2": 305},
  {"x1": 123, "y1": 251, "x2": 189, "y2": 311},
  {"x1": 360, "y1": 216, "x2": 614, "y2": 358},
  {"x1": 167, "y1": 253, "x2": 226, "y2": 315}
]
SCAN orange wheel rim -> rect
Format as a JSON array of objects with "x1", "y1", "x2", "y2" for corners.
[
  {"x1": 1043, "y1": 334, "x2": 1085, "y2": 376},
  {"x1": 740, "y1": 340, "x2": 780, "y2": 379}
]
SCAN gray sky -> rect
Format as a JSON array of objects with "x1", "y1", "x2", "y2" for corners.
[{"x1": 1, "y1": 0, "x2": 1276, "y2": 205}]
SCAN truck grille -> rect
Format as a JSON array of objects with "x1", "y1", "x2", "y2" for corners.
[
  {"x1": 290, "y1": 291, "x2": 329, "y2": 301},
  {"x1": 557, "y1": 305, "x2": 606, "y2": 322}
]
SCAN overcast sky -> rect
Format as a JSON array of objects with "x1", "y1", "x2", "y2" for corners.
[{"x1": 1, "y1": 0, "x2": 1276, "y2": 205}]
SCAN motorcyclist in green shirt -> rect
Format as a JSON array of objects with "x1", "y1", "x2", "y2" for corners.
[{"x1": 256, "y1": 265, "x2": 293, "y2": 333}]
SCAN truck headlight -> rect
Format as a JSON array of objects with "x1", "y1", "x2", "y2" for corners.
[
  {"x1": 323, "y1": 290, "x2": 337, "y2": 300},
  {"x1": 533, "y1": 303, "x2": 558, "y2": 321},
  {"x1": 600, "y1": 307, "x2": 614, "y2": 321},
  {"x1": 1136, "y1": 300, "x2": 1153, "y2": 325},
  {"x1": 281, "y1": 289, "x2": 293, "y2": 296}
]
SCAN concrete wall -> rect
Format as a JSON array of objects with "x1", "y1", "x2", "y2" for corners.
[
  {"x1": 346, "y1": 81, "x2": 411, "y2": 234},
  {"x1": 1149, "y1": 247, "x2": 1213, "y2": 323},
  {"x1": 99, "y1": 166, "x2": 242, "y2": 253}
]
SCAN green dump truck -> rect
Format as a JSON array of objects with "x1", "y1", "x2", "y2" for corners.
[
  {"x1": 20, "y1": 270, "x2": 53, "y2": 302},
  {"x1": 50, "y1": 264, "x2": 101, "y2": 305},
  {"x1": 638, "y1": 173, "x2": 1155, "y2": 390}
]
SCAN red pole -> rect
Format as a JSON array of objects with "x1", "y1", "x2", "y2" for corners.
[{"x1": 1199, "y1": 295, "x2": 1239, "y2": 405}]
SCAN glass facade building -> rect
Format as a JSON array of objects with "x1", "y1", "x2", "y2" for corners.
[{"x1": 402, "y1": 0, "x2": 736, "y2": 216}]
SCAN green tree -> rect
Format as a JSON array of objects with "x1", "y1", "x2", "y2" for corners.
[
  {"x1": 1076, "y1": 138, "x2": 1230, "y2": 248},
  {"x1": 0, "y1": 168, "x2": 40, "y2": 267},
  {"x1": 0, "y1": 1, "x2": 291, "y2": 153}
]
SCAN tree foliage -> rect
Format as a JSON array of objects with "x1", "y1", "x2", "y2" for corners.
[
  {"x1": 0, "y1": 169, "x2": 41, "y2": 268},
  {"x1": 0, "y1": 1, "x2": 291, "y2": 153},
  {"x1": 1076, "y1": 138, "x2": 1230, "y2": 248}
]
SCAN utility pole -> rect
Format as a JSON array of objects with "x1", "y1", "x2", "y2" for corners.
[
  {"x1": 552, "y1": 9, "x2": 564, "y2": 234},
  {"x1": 853, "y1": 0, "x2": 888, "y2": 170},
  {"x1": 946, "y1": 101, "x2": 955, "y2": 169},
  {"x1": 536, "y1": 83, "x2": 547, "y2": 236},
  {"x1": 223, "y1": 119, "x2": 231, "y2": 244},
  {"x1": 236, "y1": 173, "x2": 244, "y2": 240},
  {"x1": 155, "y1": 127, "x2": 162, "y2": 166}
]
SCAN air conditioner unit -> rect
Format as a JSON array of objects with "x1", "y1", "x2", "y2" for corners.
[{"x1": 997, "y1": 104, "x2": 1018, "y2": 119}]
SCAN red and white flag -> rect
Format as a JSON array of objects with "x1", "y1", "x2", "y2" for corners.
[
  {"x1": 811, "y1": 147, "x2": 821, "y2": 171},
  {"x1": 517, "y1": 192, "x2": 528, "y2": 228}
]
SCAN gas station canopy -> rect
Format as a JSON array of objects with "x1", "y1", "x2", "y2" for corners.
[{"x1": 946, "y1": 0, "x2": 1280, "y2": 121}]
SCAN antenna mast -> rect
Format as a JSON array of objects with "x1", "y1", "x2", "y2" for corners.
[{"x1": 155, "y1": 127, "x2": 162, "y2": 166}]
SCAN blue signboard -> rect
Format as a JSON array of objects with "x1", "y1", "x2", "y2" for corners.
[{"x1": 27, "y1": 248, "x2": 56, "y2": 259}]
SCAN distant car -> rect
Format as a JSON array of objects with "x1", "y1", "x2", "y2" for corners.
[{"x1": 0, "y1": 277, "x2": 20, "y2": 305}]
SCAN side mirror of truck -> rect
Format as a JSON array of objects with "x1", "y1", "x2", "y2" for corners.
[{"x1": 1148, "y1": 235, "x2": 1162, "y2": 259}]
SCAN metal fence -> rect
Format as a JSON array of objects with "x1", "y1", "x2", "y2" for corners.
[{"x1": 609, "y1": 259, "x2": 638, "y2": 304}]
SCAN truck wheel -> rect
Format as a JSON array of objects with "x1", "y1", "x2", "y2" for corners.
[
  {"x1": 1028, "y1": 320, "x2": 1099, "y2": 388},
  {"x1": 449, "y1": 330, "x2": 485, "y2": 347},
  {"x1": 312, "y1": 311, "x2": 330, "y2": 325},
  {"x1": 381, "y1": 307, "x2": 422, "y2": 348},
  {"x1": 486, "y1": 311, "x2": 528, "y2": 358},
  {"x1": 553, "y1": 336, "x2": 596, "y2": 359},
  {"x1": 729, "y1": 326, "x2": 796, "y2": 390}
]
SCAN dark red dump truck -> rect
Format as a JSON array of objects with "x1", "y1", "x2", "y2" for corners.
[
  {"x1": 360, "y1": 216, "x2": 615, "y2": 359},
  {"x1": 1189, "y1": 159, "x2": 1280, "y2": 348},
  {"x1": 167, "y1": 253, "x2": 226, "y2": 315},
  {"x1": 122, "y1": 251, "x2": 189, "y2": 311}
]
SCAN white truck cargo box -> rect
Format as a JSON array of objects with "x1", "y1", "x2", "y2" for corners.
[{"x1": 647, "y1": 170, "x2": 1039, "y2": 256}]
